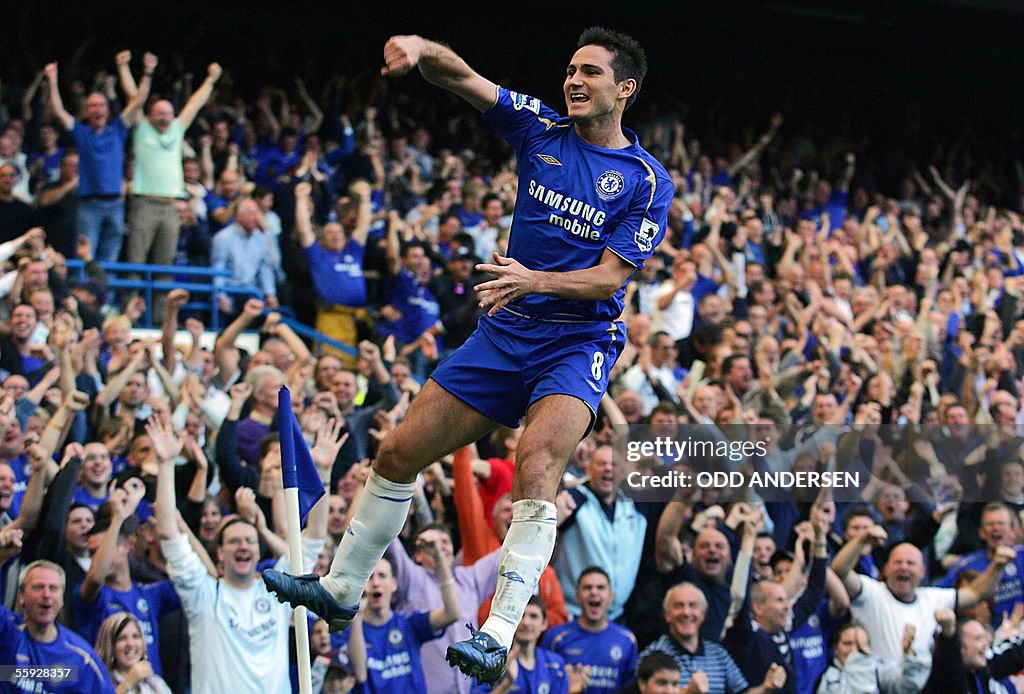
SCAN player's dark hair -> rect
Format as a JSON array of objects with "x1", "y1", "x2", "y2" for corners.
[
  {"x1": 577, "y1": 27, "x2": 647, "y2": 110},
  {"x1": 636, "y1": 651, "x2": 679, "y2": 681}
]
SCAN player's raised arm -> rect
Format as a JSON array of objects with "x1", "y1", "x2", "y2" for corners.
[{"x1": 381, "y1": 35, "x2": 498, "y2": 113}]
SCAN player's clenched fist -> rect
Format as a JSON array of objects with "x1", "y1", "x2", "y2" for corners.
[{"x1": 381, "y1": 35, "x2": 426, "y2": 77}]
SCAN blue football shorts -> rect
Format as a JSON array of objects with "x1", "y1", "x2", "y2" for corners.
[{"x1": 430, "y1": 308, "x2": 625, "y2": 430}]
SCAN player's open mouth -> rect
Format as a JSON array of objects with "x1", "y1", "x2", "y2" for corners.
[{"x1": 570, "y1": 94, "x2": 590, "y2": 103}]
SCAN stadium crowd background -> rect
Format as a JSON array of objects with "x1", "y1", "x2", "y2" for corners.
[{"x1": 1, "y1": 1, "x2": 1024, "y2": 692}]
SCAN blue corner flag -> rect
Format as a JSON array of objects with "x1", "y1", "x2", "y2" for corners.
[{"x1": 279, "y1": 386, "x2": 324, "y2": 524}]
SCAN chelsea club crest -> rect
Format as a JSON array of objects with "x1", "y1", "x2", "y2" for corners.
[{"x1": 596, "y1": 170, "x2": 625, "y2": 200}]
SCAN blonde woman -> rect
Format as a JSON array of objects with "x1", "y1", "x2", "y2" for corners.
[{"x1": 94, "y1": 612, "x2": 171, "y2": 694}]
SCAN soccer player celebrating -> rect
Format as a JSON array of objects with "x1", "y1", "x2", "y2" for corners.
[{"x1": 264, "y1": 27, "x2": 673, "y2": 687}]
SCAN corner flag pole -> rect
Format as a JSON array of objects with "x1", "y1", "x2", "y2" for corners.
[{"x1": 280, "y1": 386, "x2": 315, "y2": 694}]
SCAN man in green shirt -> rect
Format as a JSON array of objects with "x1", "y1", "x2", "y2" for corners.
[{"x1": 126, "y1": 61, "x2": 222, "y2": 272}]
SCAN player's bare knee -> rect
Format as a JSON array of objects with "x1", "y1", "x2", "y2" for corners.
[{"x1": 373, "y1": 435, "x2": 421, "y2": 484}]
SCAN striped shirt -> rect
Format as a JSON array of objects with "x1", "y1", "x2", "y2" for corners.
[{"x1": 639, "y1": 635, "x2": 749, "y2": 694}]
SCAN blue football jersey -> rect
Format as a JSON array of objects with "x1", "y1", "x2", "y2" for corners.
[{"x1": 483, "y1": 87, "x2": 673, "y2": 321}]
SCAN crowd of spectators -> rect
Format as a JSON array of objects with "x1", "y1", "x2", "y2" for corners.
[{"x1": 0, "y1": 44, "x2": 1023, "y2": 694}]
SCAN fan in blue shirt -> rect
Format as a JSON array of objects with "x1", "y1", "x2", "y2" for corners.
[
  {"x1": 540, "y1": 567, "x2": 637, "y2": 693},
  {"x1": 343, "y1": 551, "x2": 460, "y2": 693},
  {"x1": 473, "y1": 596, "x2": 585, "y2": 694},
  {"x1": 935, "y1": 503, "x2": 1024, "y2": 627},
  {"x1": 1, "y1": 559, "x2": 116, "y2": 693},
  {"x1": 71, "y1": 483, "x2": 181, "y2": 676}
]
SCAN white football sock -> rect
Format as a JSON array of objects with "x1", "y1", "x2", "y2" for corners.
[
  {"x1": 480, "y1": 499, "x2": 557, "y2": 647},
  {"x1": 320, "y1": 470, "x2": 415, "y2": 605}
]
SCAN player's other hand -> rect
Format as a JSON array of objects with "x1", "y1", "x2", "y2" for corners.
[
  {"x1": 474, "y1": 252, "x2": 535, "y2": 316},
  {"x1": 382, "y1": 35, "x2": 426, "y2": 77}
]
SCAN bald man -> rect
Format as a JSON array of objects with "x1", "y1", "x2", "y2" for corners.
[
  {"x1": 127, "y1": 62, "x2": 222, "y2": 270},
  {"x1": 831, "y1": 525, "x2": 1013, "y2": 686},
  {"x1": 210, "y1": 198, "x2": 279, "y2": 313}
]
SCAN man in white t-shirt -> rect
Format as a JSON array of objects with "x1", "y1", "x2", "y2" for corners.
[
  {"x1": 652, "y1": 254, "x2": 696, "y2": 342},
  {"x1": 149, "y1": 415, "x2": 330, "y2": 694},
  {"x1": 831, "y1": 525, "x2": 1014, "y2": 688},
  {"x1": 618, "y1": 331, "x2": 681, "y2": 415}
]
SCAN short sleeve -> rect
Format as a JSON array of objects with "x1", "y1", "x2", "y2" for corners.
[
  {"x1": 406, "y1": 610, "x2": 442, "y2": 644},
  {"x1": 721, "y1": 646, "x2": 751, "y2": 693},
  {"x1": 605, "y1": 163, "x2": 673, "y2": 268},
  {"x1": 482, "y1": 87, "x2": 564, "y2": 154}
]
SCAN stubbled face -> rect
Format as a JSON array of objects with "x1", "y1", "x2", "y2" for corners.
[
  {"x1": 564, "y1": 44, "x2": 627, "y2": 125},
  {"x1": 576, "y1": 571, "x2": 612, "y2": 625},
  {"x1": 114, "y1": 619, "x2": 146, "y2": 670}
]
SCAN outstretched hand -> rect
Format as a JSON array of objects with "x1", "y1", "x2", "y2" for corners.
[
  {"x1": 474, "y1": 253, "x2": 536, "y2": 316},
  {"x1": 381, "y1": 36, "x2": 426, "y2": 77}
]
